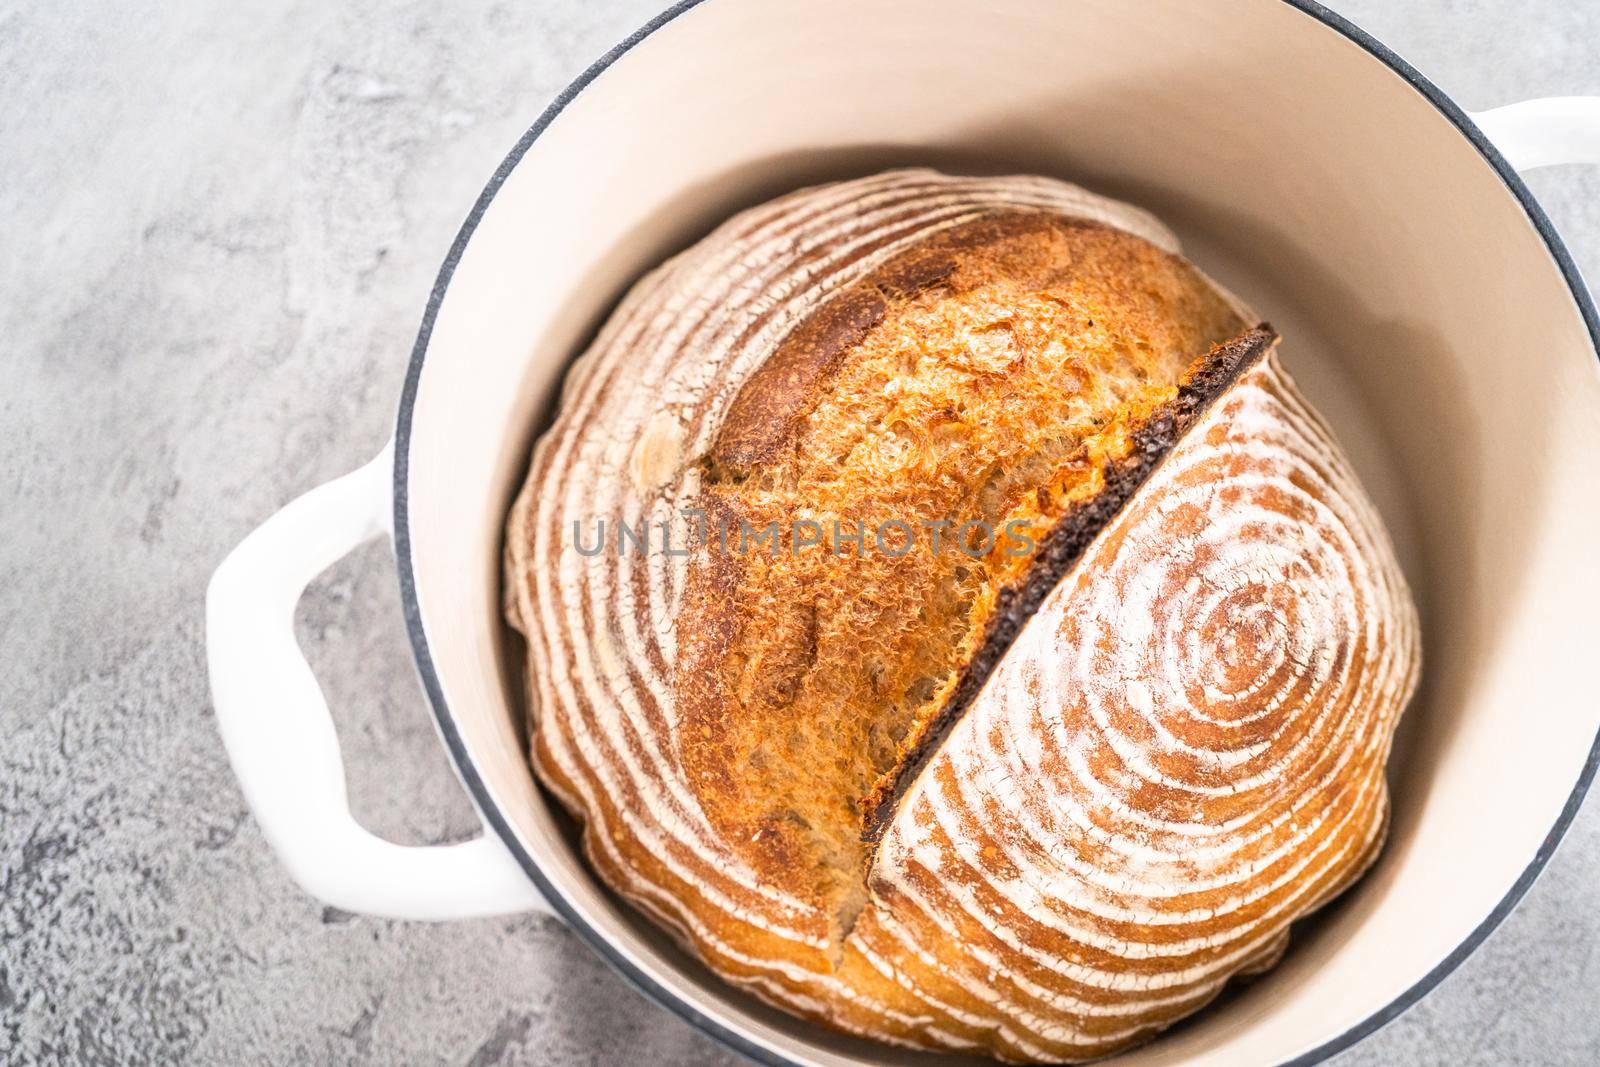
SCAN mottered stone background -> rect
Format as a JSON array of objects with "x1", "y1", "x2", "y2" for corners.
[{"x1": 3, "y1": 1, "x2": 1598, "y2": 1063}]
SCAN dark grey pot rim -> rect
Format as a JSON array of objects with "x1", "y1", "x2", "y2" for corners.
[{"x1": 390, "y1": 2, "x2": 1600, "y2": 1064}]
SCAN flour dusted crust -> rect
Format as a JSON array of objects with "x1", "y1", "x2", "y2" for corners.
[
  {"x1": 857, "y1": 363, "x2": 1419, "y2": 1058},
  {"x1": 503, "y1": 170, "x2": 1419, "y2": 1062}
]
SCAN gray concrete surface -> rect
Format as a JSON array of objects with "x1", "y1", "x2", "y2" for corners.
[{"x1": 3, "y1": 1, "x2": 1598, "y2": 1063}]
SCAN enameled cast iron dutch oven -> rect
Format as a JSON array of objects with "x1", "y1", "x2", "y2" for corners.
[{"x1": 206, "y1": 2, "x2": 1600, "y2": 1063}]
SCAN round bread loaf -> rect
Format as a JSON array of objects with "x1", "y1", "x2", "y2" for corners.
[{"x1": 503, "y1": 170, "x2": 1420, "y2": 1062}]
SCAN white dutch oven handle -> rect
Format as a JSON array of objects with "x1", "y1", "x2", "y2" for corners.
[
  {"x1": 1472, "y1": 97, "x2": 1600, "y2": 169},
  {"x1": 206, "y1": 443, "x2": 550, "y2": 920}
]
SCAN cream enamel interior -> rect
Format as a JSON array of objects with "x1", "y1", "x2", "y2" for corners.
[{"x1": 399, "y1": 0, "x2": 1600, "y2": 1063}]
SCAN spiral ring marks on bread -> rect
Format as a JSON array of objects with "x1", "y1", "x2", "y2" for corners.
[
  {"x1": 858, "y1": 361, "x2": 1419, "y2": 1058},
  {"x1": 503, "y1": 170, "x2": 1419, "y2": 1062},
  {"x1": 508, "y1": 171, "x2": 1187, "y2": 938}
]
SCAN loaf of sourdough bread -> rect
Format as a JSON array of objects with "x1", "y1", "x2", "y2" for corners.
[{"x1": 503, "y1": 170, "x2": 1419, "y2": 1062}]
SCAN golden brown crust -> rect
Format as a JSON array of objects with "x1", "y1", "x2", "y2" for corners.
[
  {"x1": 713, "y1": 211, "x2": 1237, "y2": 474},
  {"x1": 848, "y1": 353, "x2": 1417, "y2": 1061},
  {"x1": 713, "y1": 288, "x2": 888, "y2": 468},
  {"x1": 676, "y1": 210, "x2": 1251, "y2": 927},
  {"x1": 860, "y1": 324, "x2": 1276, "y2": 841},
  {"x1": 502, "y1": 170, "x2": 1419, "y2": 1063}
]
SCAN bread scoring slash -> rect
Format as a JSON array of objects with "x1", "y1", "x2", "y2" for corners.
[{"x1": 503, "y1": 170, "x2": 1420, "y2": 1063}]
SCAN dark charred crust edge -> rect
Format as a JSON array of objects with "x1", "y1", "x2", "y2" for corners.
[{"x1": 860, "y1": 324, "x2": 1279, "y2": 844}]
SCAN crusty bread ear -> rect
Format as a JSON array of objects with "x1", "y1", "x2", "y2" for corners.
[
  {"x1": 851, "y1": 350, "x2": 1418, "y2": 1061},
  {"x1": 861, "y1": 324, "x2": 1277, "y2": 845},
  {"x1": 673, "y1": 206, "x2": 1257, "y2": 946},
  {"x1": 503, "y1": 170, "x2": 1418, "y2": 1063}
]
